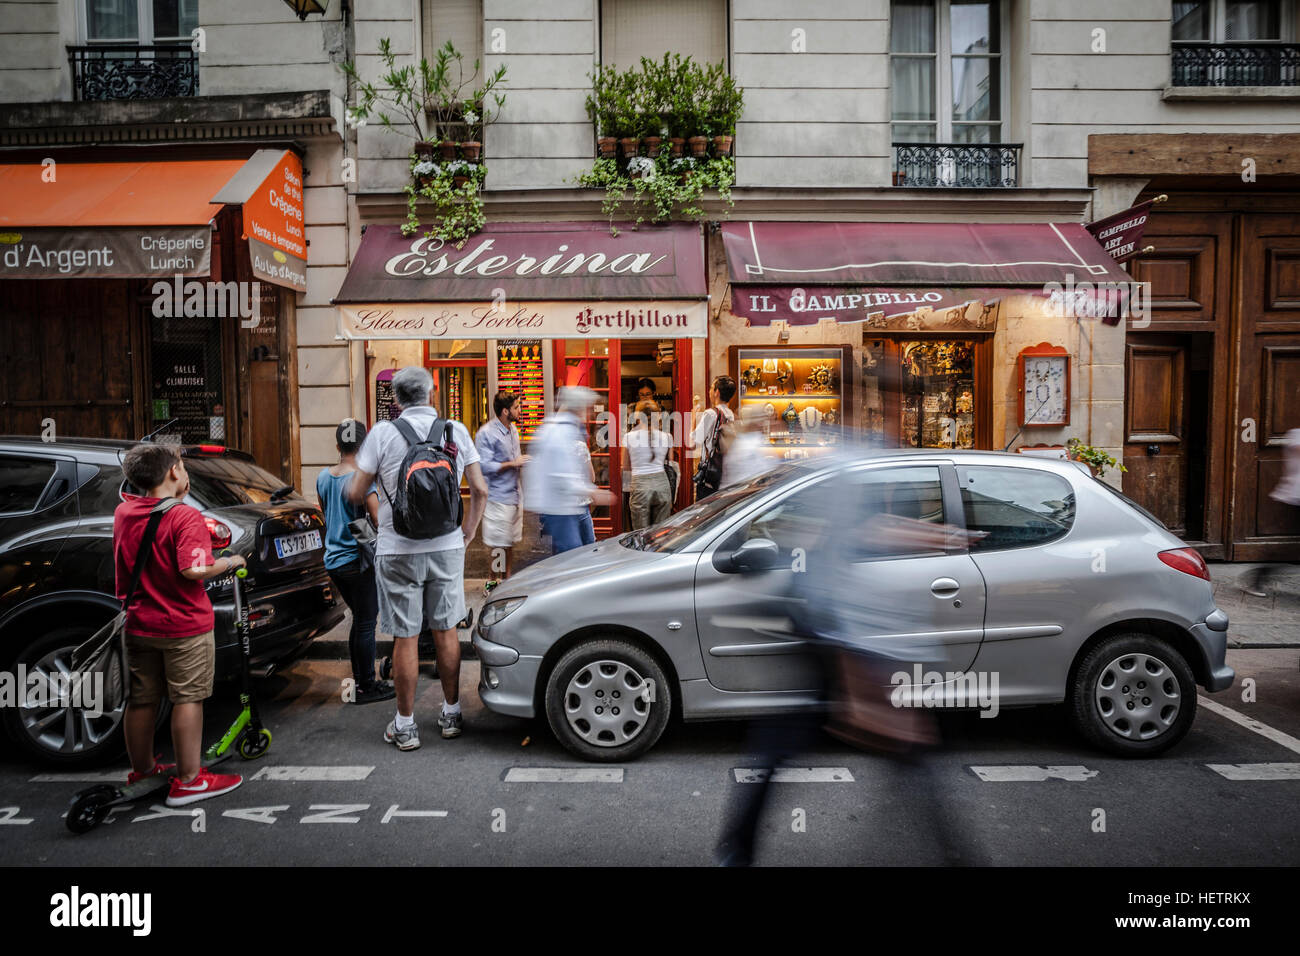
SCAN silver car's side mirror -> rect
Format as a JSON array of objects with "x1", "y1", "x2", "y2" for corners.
[{"x1": 724, "y1": 537, "x2": 780, "y2": 573}]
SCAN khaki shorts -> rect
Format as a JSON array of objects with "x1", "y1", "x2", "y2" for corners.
[
  {"x1": 126, "y1": 631, "x2": 215, "y2": 706},
  {"x1": 481, "y1": 499, "x2": 523, "y2": 548}
]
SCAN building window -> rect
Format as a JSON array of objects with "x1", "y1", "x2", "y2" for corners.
[
  {"x1": 81, "y1": 0, "x2": 199, "y2": 44},
  {"x1": 71, "y1": 0, "x2": 199, "y2": 100},
  {"x1": 421, "y1": 0, "x2": 483, "y2": 63},
  {"x1": 600, "y1": 0, "x2": 728, "y2": 70},
  {"x1": 1171, "y1": 1, "x2": 1298, "y2": 85}
]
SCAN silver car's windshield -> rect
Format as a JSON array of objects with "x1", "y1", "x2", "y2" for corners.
[{"x1": 623, "y1": 464, "x2": 805, "y2": 553}]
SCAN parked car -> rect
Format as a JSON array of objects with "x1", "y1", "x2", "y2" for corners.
[
  {"x1": 473, "y1": 450, "x2": 1234, "y2": 762},
  {"x1": 0, "y1": 437, "x2": 344, "y2": 766}
]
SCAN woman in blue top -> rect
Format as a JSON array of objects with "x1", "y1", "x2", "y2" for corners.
[{"x1": 316, "y1": 419, "x2": 393, "y2": 704}]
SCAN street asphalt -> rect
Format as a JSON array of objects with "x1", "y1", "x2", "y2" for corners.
[{"x1": 1, "y1": 647, "x2": 1296, "y2": 867}]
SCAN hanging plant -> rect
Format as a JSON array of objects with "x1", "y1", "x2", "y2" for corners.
[
  {"x1": 576, "y1": 152, "x2": 734, "y2": 234},
  {"x1": 342, "y1": 38, "x2": 506, "y2": 242}
]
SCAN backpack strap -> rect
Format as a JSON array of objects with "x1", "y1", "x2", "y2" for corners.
[{"x1": 391, "y1": 416, "x2": 422, "y2": 447}]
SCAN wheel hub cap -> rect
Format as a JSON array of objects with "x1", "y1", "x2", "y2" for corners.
[
  {"x1": 1094, "y1": 652, "x2": 1180, "y2": 741},
  {"x1": 563, "y1": 659, "x2": 652, "y2": 748}
]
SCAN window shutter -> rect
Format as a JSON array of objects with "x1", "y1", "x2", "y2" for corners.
[
  {"x1": 601, "y1": 0, "x2": 728, "y2": 70},
  {"x1": 423, "y1": 0, "x2": 483, "y2": 63}
]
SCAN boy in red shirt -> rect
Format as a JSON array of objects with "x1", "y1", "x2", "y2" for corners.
[{"x1": 115, "y1": 443, "x2": 244, "y2": 806}]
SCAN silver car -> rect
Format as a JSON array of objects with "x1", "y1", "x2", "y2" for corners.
[{"x1": 473, "y1": 450, "x2": 1233, "y2": 762}]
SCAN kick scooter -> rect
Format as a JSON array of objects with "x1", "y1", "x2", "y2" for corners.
[{"x1": 66, "y1": 566, "x2": 272, "y2": 833}]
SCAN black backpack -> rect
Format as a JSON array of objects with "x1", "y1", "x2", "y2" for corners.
[{"x1": 380, "y1": 416, "x2": 463, "y2": 539}]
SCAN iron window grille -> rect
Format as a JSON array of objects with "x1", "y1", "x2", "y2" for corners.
[
  {"x1": 1171, "y1": 42, "x2": 1300, "y2": 86},
  {"x1": 68, "y1": 44, "x2": 198, "y2": 101},
  {"x1": 892, "y1": 142, "x2": 1021, "y2": 188}
]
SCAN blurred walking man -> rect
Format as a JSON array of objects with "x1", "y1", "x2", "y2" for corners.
[
  {"x1": 351, "y1": 366, "x2": 488, "y2": 749},
  {"x1": 525, "y1": 386, "x2": 617, "y2": 554}
]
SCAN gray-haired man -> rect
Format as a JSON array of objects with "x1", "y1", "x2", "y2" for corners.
[{"x1": 350, "y1": 366, "x2": 489, "y2": 749}]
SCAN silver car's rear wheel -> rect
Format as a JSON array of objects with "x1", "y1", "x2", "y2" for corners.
[
  {"x1": 545, "y1": 638, "x2": 672, "y2": 762},
  {"x1": 1071, "y1": 633, "x2": 1197, "y2": 757},
  {"x1": 563, "y1": 659, "x2": 652, "y2": 748},
  {"x1": 1093, "y1": 652, "x2": 1182, "y2": 741}
]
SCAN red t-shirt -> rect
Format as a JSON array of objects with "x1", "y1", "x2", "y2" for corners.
[{"x1": 113, "y1": 497, "x2": 215, "y2": 639}]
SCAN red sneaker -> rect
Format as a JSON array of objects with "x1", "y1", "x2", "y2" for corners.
[
  {"x1": 127, "y1": 759, "x2": 176, "y2": 785},
  {"x1": 165, "y1": 768, "x2": 243, "y2": 807}
]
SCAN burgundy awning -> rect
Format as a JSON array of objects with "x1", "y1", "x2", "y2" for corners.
[
  {"x1": 721, "y1": 221, "x2": 1135, "y2": 327},
  {"x1": 335, "y1": 221, "x2": 706, "y2": 303}
]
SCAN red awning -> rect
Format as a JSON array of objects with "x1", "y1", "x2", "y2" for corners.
[{"x1": 721, "y1": 221, "x2": 1135, "y2": 327}]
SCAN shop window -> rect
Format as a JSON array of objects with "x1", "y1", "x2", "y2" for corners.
[
  {"x1": 600, "y1": 0, "x2": 728, "y2": 70},
  {"x1": 148, "y1": 314, "x2": 225, "y2": 446},
  {"x1": 957, "y1": 465, "x2": 1076, "y2": 551},
  {"x1": 899, "y1": 340, "x2": 976, "y2": 449},
  {"x1": 0, "y1": 456, "x2": 57, "y2": 515},
  {"x1": 733, "y1": 346, "x2": 847, "y2": 462}
]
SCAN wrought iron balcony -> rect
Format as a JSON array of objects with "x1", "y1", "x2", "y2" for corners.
[
  {"x1": 1171, "y1": 43, "x2": 1300, "y2": 87},
  {"x1": 68, "y1": 45, "x2": 198, "y2": 101},
  {"x1": 892, "y1": 143, "x2": 1021, "y2": 188}
]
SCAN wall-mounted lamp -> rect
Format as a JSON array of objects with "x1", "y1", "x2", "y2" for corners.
[{"x1": 283, "y1": 0, "x2": 329, "y2": 20}]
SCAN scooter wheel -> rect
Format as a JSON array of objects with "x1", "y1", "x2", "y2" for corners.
[
  {"x1": 66, "y1": 785, "x2": 117, "y2": 834},
  {"x1": 238, "y1": 728, "x2": 272, "y2": 760}
]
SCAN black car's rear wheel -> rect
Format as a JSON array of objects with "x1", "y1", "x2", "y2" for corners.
[{"x1": 544, "y1": 639, "x2": 671, "y2": 762}]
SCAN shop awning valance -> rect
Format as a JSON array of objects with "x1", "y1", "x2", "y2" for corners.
[
  {"x1": 333, "y1": 222, "x2": 709, "y2": 340},
  {"x1": 0, "y1": 159, "x2": 245, "y2": 279},
  {"x1": 721, "y1": 220, "x2": 1136, "y2": 327}
]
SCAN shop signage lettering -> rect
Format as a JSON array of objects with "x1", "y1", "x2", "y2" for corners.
[
  {"x1": 240, "y1": 151, "x2": 307, "y2": 292},
  {"x1": 0, "y1": 227, "x2": 211, "y2": 278},
  {"x1": 384, "y1": 237, "x2": 669, "y2": 280},
  {"x1": 337, "y1": 299, "x2": 709, "y2": 340},
  {"x1": 1084, "y1": 200, "x2": 1155, "y2": 264}
]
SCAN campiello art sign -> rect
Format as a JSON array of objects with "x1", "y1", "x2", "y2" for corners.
[{"x1": 331, "y1": 222, "x2": 709, "y2": 339}]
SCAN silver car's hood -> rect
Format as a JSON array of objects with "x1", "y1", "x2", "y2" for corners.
[{"x1": 491, "y1": 534, "x2": 666, "y2": 600}]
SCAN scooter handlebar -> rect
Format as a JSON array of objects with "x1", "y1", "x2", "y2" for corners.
[{"x1": 235, "y1": 567, "x2": 248, "y2": 579}]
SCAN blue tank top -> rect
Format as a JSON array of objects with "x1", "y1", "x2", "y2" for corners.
[{"x1": 315, "y1": 469, "x2": 367, "y2": 571}]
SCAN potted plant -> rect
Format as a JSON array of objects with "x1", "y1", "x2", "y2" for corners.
[
  {"x1": 586, "y1": 64, "x2": 620, "y2": 158},
  {"x1": 616, "y1": 69, "x2": 642, "y2": 158},
  {"x1": 709, "y1": 67, "x2": 742, "y2": 157},
  {"x1": 1066, "y1": 438, "x2": 1127, "y2": 478}
]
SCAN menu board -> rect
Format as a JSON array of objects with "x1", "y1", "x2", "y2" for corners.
[
  {"x1": 374, "y1": 367, "x2": 397, "y2": 423},
  {"x1": 496, "y1": 339, "x2": 545, "y2": 441},
  {"x1": 149, "y1": 317, "x2": 224, "y2": 445}
]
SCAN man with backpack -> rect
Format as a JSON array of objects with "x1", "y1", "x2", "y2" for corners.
[{"x1": 350, "y1": 366, "x2": 488, "y2": 750}]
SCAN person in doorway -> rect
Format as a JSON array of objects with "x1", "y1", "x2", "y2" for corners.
[
  {"x1": 525, "y1": 386, "x2": 617, "y2": 554},
  {"x1": 476, "y1": 391, "x2": 529, "y2": 592},
  {"x1": 115, "y1": 442, "x2": 245, "y2": 806},
  {"x1": 635, "y1": 377, "x2": 657, "y2": 405},
  {"x1": 317, "y1": 419, "x2": 393, "y2": 705},
  {"x1": 1243, "y1": 427, "x2": 1300, "y2": 597},
  {"x1": 623, "y1": 399, "x2": 675, "y2": 529},
  {"x1": 690, "y1": 375, "x2": 737, "y2": 500},
  {"x1": 350, "y1": 366, "x2": 489, "y2": 750}
]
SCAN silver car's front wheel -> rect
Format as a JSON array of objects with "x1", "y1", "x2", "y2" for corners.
[
  {"x1": 545, "y1": 638, "x2": 672, "y2": 762},
  {"x1": 1071, "y1": 633, "x2": 1197, "y2": 757},
  {"x1": 1093, "y1": 652, "x2": 1181, "y2": 741}
]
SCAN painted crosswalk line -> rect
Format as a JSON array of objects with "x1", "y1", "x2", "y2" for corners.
[
  {"x1": 1206, "y1": 762, "x2": 1300, "y2": 781},
  {"x1": 733, "y1": 767, "x2": 855, "y2": 783},
  {"x1": 970, "y1": 765, "x2": 1098, "y2": 782},
  {"x1": 250, "y1": 766, "x2": 374, "y2": 781},
  {"x1": 1197, "y1": 697, "x2": 1300, "y2": 755},
  {"x1": 503, "y1": 768, "x2": 624, "y2": 783}
]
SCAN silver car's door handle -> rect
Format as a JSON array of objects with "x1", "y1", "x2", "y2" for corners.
[{"x1": 930, "y1": 577, "x2": 960, "y2": 598}]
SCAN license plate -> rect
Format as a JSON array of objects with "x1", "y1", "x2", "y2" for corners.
[{"x1": 273, "y1": 529, "x2": 321, "y2": 559}]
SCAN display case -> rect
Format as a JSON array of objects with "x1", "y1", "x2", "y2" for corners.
[
  {"x1": 860, "y1": 334, "x2": 992, "y2": 451},
  {"x1": 730, "y1": 345, "x2": 852, "y2": 461}
]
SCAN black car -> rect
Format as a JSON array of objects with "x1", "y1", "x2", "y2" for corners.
[{"x1": 0, "y1": 438, "x2": 344, "y2": 766}]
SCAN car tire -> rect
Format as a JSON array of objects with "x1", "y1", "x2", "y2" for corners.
[
  {"x1": 1070, "y1": 633, "x2": 1197, "y2": 757},
  {"x1": 2, "y1": 624, "x2": 168, "y2": 767},
  {"x1": 544, "y1": 638, "x2": 672, "y2": 763}
]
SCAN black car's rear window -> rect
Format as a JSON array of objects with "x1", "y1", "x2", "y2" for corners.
[{"x1": 182, "y1": 458, "x2": 299, "y2": 507}]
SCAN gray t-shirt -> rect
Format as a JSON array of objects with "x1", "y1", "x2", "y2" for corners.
[{"x1": 356, "y1": 406, "x2": 479, "y2": 555}]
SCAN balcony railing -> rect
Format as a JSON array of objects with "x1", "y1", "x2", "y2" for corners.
[
  {"x1": 1171, "y1": 43, "x2": 1300, "y2": 87},
  {"x1": 68, "y1": 45, "x2": 198, "y2": 101},
  {"x1": 893, "y1": 143, "x2": 1021, "y2": 188}
]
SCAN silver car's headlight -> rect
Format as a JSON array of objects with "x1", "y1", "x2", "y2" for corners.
[{"x1": 480, "y1": 597, "x2": 525, "y2": 628}]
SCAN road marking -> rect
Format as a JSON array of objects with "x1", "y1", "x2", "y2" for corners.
[
  {"x1": 503, "y1": 768, "x2": 624, "y2": 783},
  {"x1": 250, "y1": 765, "x2": 374, "y2": 781},
  {"x1": 733, "y1": 767, "x2": 855, "y2": 783},
  {"x1": 1206, "y1": 763, "x2": 1300, "y2": 781},
  {"x1": 970, "y1": 765, "x2": 1099, "y2": 782},
  {"x1": 223, "y1": 806, "x2": 291, "y2": 825},
  {"x1": 30, "y1": 771, "x2": 127, "y2": 783},
  {"x1": 1197, "y1": 697, "x2": 1300, "y2": 756},
  {"x1": 299, "y1": 804, "x2": 369, "y2": 823},
  {"x1": 382, "y1": 805, "x2": 448, "y2": 823}
]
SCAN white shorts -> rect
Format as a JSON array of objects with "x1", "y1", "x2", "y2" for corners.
[{"x1": 481, "y1": 500, "x2": 523, "y2": 548}]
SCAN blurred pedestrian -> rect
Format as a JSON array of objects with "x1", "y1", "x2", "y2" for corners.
[
  {"x1": 317, "y1": 419, "x2": 393, "y2": 705},
  {"x1": 721, "y1": 403, "x2": 771, "y2": 488},
  {"x1": 351, "y1": 366, "x2": 488, "y2": 750},
  {"x1": 691, "y1": 375, "x2": 736, "y2": 500},
  {"x1": 1243, "y1": 427, "x2": 1300, "y2": 597},
  {"x1": 525, "y1": 386, "x2": 617, "y2": 554},
  {"x1": 624, "y1": 399, "x2": 675, "y2": 529},
  {"x1": 476, "y1": 391, "x2": 529, "y2": 589},
  {"x1": 115, "y1": 442, "x2": 244, "y2": 806}
]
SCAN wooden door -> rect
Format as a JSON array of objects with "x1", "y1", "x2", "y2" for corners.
[
  {"x1": 1126, "y1": 211, "x2": 1232, "y2": 556},
  {"x1": 1232, "y1": 213, "x2": 1300, "y2": 559},
  {"x1": 0, "y1": 279, "x2": 143, "y2": 440}
]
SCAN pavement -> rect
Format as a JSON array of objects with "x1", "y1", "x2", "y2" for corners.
[
  {"x1": 2, "y1": 647, "x2": 1297, "y2": 866},
  {"x1": 304, "y1": 562, "x2": 1300, "y2": 662}
]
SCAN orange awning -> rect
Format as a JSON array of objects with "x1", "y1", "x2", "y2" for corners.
[{"x1": 0, "y1": 159, "x2": 245, "y2": 227}]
